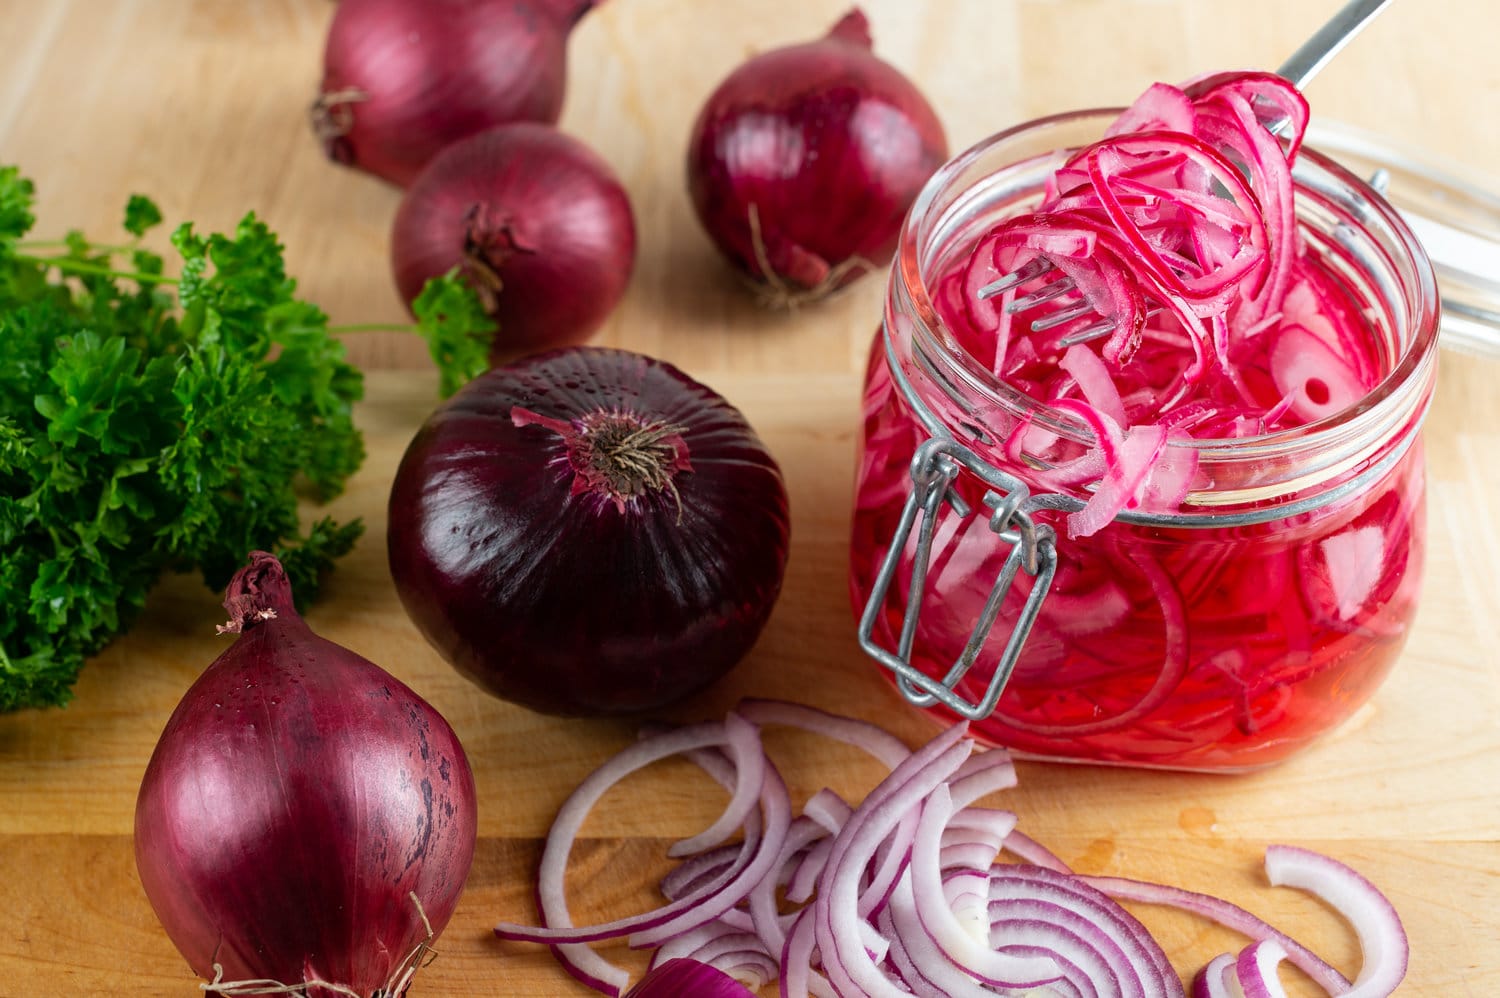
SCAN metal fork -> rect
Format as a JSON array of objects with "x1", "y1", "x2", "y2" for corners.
[{"x1": 977, "y1": 0, "x2": 1394, "y2": 344}]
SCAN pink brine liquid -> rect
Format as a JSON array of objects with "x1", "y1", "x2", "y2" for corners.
[{"x1": 850, "y1": 331, "x2": 1425, "y2": 770}]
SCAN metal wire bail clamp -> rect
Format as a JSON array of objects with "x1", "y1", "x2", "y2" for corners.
[{"x1": 856, "y1": 326, "x2": 1059, "y2": 721}]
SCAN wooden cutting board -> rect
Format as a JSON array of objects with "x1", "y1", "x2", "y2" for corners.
[{"x1": 2, "y1": 1, "x2": 1497, "y2": 995}]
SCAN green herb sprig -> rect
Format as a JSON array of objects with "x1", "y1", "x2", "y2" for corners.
[{"x1": 0, "y1": 168, "x2": 380, "y2": 711}]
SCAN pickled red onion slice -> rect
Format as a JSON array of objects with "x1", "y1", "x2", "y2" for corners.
[{"x1": 935, "y1": 74, "x2": 1385, "y2": 538}]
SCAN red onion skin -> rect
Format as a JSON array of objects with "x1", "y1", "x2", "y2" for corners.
[
  {"x1": 626, "y1": 957, "x2": 758, "y2": 997},
  {"x1": 315, "y1": 0, "x2": 603, "y2": 187},
  {"x1": 387, "y1": 347, "x2": 790, "y2": 716},
  {"x1": 686, "y1": 8, "x2": 948, "y2": 300},
  {"x1": 134, "y1": 553, "x2": 478, "y2": 994},
  {"x1": 391, "y1": 122, "x2": 637, "y2": 360}
]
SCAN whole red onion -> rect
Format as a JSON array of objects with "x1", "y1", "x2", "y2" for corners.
[
  {"x1": 313, "y1": 0, "x2": 604, "y2": 187},
  {"x1": 391, "y1": 123, "x2": 637, "y2": 361},
  {"x1": 387, "y1": 347, "x2": 791, "y2": 716},
  {"x1": 686, "y1": 8, "x2": 948, "y2": 304},
  {"x1": 134, "y1": 552, "x2": 477, "y2": 995}
]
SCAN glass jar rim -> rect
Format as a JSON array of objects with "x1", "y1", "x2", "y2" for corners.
[{"x1": 893, "y1": 106, "x2": 1442, "y2": 465}]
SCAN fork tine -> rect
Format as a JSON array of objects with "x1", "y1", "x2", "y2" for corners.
[
  {"x1": 977, "y1": 257, "x2": 1051, "y2": 299},
  {"x1": 1057, "y1": 317, "x2": 1118, "y2": 346},
  {"x1": 1007, "y1": 277, "x2": 1078, "y2": 313},
  {"x1": 975, "y1": 255, "x2": 1161, "y2": 342},
  {"x1": 1056, "y1": 302, "x2": 1165, "y2": 346},
  {"x1": 1029, "y1": 299, "x2": 1097, "y2": 332}
]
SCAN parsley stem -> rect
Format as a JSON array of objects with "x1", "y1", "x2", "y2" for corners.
[
  {"x1": 17, "y1": 239, "x2": 138, "y2": 253},
  {"x1": 328, "y1": 322, "x2": 419, "y2": 334},
  {"x1": 15, "y1": 252, "x2": 178, "y2": 286}
]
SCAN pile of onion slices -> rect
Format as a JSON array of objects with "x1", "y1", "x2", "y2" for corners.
[{"x1": 493, "y1": 700, "x2": 1407, "y2": 996}]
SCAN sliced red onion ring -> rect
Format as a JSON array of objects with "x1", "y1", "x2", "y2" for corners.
[
  {"x1": 945, "y1": 805, "x2": 1019, "y2": 850},
  {"x1": 1264, "y1": 845, "x2": 1408, "y2": 998},
  {"x1": 912, "y1": 785, "x2": 1071, "y2": 990},
  {"x1": 734, "y1": 698, "x2": 912, "y2": 768},
  {"x1": 748, "y1": 814, "x2": 829, "y2": 953},
  {"x1": 802, "y1": 788, "x2": 853, "y2": 835},
  {"x1": 630, "y1": 768, "x2": 790, "y2": 949},
  {"x1": 1191, "y1": 953, "x2": 1241, "y2": 998},
  {"x1": 1002, "y1": 830, "x2": 1075, "y2": 874},
  {"x1": 683, "y1": 930, "x2": 777, "y2": 987},
  {"x1": 493, "y1": 716, "x2": 783, "y2": 994},
  {"x1": 887, "y1": 874, "x2": 1039, "y2": 998},
  {"x1": 989, "y1": 864, "x2": 1182, "y2": 997},
  {"x1": 1235, "y1": 937, "x2": 1292, "y2": 998},
  {"x1": 1082, "y1": 874, "x2": 1347, "y2": 992},
  {"x1": 944, "y1": 867, "x2": 996, "y2": 930},
  {"x1": 502, "y1": 720, "x2": 738, "y2": 994},
  {"x1": 496, "y1": 702, "x2": 1405, "y2": 998},
  {"x1": 948, "y1": 747, "x2": 1020, "y2": 805},
  {"x1": 816, "y1": 726, "x2": 998, "y2": 998},
  {"x1": 942, "y1": 840, "x2": 1006, "y2": 878},
  {"x1": 650, "y1": 919, "x2": 746, "y2": 967},
  {"x1": 786, "y1": 834, "x2": 836, "y2": 905},
  {"x1": 780, "y1": 908, "x2": 836, "y2": 998},
  {"x1": 671, "y1": 717, "x2": 768, "y2": 858},
  {"x1": 659, "y1": 843, "x2": 741, "y2": 902}
]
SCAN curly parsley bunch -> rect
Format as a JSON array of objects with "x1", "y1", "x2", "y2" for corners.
[{"x1": 0, "y1": 167, "x2": 370, "y2": 711}]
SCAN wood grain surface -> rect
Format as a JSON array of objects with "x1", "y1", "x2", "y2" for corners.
[{"x1": 2, "y1": 1, "x2": 1498, "y2": 995}]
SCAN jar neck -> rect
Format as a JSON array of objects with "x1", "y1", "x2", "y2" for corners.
[{"x1": 884, "y1": 311, "x2": 1429, "y2": 526}]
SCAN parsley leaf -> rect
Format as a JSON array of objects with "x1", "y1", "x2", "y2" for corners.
[
  {"x1": 123, "y1": 194, "x2": 163, "y2": 238},
  {"x1": 0, "y1": 168, "x2": 365, "y2": 712},
  {"x1": 412, "y1": 269, "x2": 499, "y2": 398},
  {"x1": 0, "y1": 167, "x2": 35, "y2": 247}
]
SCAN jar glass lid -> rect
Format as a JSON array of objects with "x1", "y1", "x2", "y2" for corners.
[{"x1": 1306, "y1": 119, "x2": 1500, "y2": 359}]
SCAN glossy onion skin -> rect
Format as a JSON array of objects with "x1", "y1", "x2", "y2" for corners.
[
  {"x1": 316, "y1": 0, "x2": 601, "y2": 187},
  {"x1": 686, "y1": 9, "x2": 948, "y2": 296},
  {"x1": 135, "y1": 554, "x2": 477, "y2": 993},
  {"x1": 391, "y1": 122, "x2": 637, "y2": 359},
  {"x1": 387, "y1": 348, "x2": 791, "y2": 716}
]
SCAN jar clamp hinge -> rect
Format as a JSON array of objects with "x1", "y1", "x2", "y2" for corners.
[{"x1": 856, "y1": 434, "x2": 1058, "y2": 721}]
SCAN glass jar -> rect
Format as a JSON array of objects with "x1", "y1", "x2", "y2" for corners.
[{"x1": 849, "y1": 109, "x2": 1442, "y2": 771}]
